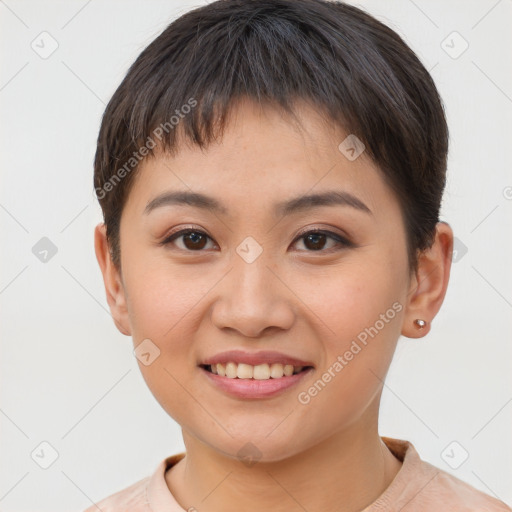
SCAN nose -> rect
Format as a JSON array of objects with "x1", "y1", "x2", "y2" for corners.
[{"x1": 210, "y1": 252, "x2": 296, "y2": 338}]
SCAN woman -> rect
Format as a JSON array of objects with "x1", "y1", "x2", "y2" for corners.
[{"x1": 89, "y1": 0, "x2": 511, "y2": 510}]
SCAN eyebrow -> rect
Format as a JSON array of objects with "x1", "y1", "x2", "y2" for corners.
[{"x1": 144, "y1": 189, "x2": 372, "y2": 217}]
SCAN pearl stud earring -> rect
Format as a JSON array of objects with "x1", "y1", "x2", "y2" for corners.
[{"x1": 414, "y1": 319, "x2": 427, "y2": 329}]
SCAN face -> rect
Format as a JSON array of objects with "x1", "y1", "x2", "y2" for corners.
[{"x1": 97, "y1": 98, "x2": 423, "y2": 462}]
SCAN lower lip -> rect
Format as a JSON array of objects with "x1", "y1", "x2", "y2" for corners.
[{"x1": 200, "y1": 366, "x2": 313, "y2": 399}]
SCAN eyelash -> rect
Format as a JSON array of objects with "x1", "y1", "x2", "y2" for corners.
[{"x1": 159, "y1": 226, "x2": 353, "y2": 253}]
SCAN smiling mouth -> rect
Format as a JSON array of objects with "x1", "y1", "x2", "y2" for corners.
[{"x1": 200, "y1": 362, "x2": 313, "y2": 380}]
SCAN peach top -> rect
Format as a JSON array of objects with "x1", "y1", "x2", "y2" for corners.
[{"x1": 82, "y1": 437, "x2": 511, "y2": 511}]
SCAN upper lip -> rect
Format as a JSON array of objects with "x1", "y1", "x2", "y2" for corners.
[{"x1": 201, "y1": 350, "x2": 314, "y2": 367}]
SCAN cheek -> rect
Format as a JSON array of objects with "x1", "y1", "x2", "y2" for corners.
[
  {"x1": 123, "y1": 255, "x2": 209, "y2": 343},
  {"x1": 123, "y1": 261, "x2": 211, "y2": 429},
  {"x1": 290, "y1": 256, "x2": 399, "y2": 342},
  {"x1": 291, "y1": 259, "x2": 403, "y2": 406}
]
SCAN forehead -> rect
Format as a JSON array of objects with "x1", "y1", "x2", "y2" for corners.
[{"x1": 124, "y1": 99, "x2": 395, "y2": 220}]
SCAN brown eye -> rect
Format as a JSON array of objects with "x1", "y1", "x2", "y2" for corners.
[
  {"x1": 303, "y1": 232, "x2": 327, "y2": 250},
  {"x1": 182, "y1": 231, "x2": 208, "y2": 250},
  {"x1": 293, "y1": 230, "x2": 351, "y2": 252},
  {"x1": 160, "y1": 228, "x2": 351, "y2": 253},
  {"x1": 161, "y1": 229, "x2": 214, "y2": 251}
]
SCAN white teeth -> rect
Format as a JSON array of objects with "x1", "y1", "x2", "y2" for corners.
[
  {"x1": 237, "y1": 363, "x2": 254, "y2": 379},
  {"x1": 283, "y1": 364, "x2": 294, "y2": 376},
  {"x1": 253, "y1": 363, "x2": 270, "y2": 380},
  {"x1": 208, "y1": 362, "x2": 306, "y2": 379},
  {"x1": 225, "y1": 362, "x2": 237, "y2": 379},
  {"x1": 270, "y1": 363, "x2": 284, "y2": 379}
]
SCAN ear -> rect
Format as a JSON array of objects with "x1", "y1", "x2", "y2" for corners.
[
  {"x1": 401, "y1": 221, "x2": 454, "y2": 339},
  {"x1": 94, "y1": 222, "x2": 132, "y2": 336}
]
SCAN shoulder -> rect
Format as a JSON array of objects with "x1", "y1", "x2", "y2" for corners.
[
  {"x1": 419, "y1": 460, "x2": 511, "y2": 511},
  {"x1": 377, "y1": 437, "x2": 512, "y2": 512},
  {"x1": 81, "y1": 475, "x2": 151, "y2": 512},
  {"x1": 79, "y1": 453, "x2": 185, "y2": 512}
]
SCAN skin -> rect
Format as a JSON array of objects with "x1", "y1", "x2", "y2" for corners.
[{"x1": 95, "y1": 97, "x2": 453, "y2": 512}]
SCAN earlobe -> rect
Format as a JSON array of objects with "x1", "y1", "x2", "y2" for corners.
[
  {"x1": 401, "y1": 221, "x2": 454, "y2": 339},
  {"x1": 94, "y1": 223, "x2": 132, "y2": 336}
]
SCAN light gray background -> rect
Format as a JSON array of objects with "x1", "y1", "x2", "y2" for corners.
[{"x1": 1, "y1": 1, "x2": 511, "y2": 510}]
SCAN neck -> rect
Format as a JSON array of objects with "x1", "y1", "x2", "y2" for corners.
[{"x1": 165, "y1": 415, "x2": 402, "y2": 512}]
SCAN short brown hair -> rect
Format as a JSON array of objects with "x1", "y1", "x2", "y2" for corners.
[{"x1": 93, "y1": 0, "x2": 449, "y2": 275}]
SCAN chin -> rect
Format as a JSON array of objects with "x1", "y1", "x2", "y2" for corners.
[{"x1": 199, "y1": 430, "x2": 310, "y2": 465}]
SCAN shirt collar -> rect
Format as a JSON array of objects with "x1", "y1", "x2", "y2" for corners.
[{"x1": 146, "y1": 437, "x2": 436, "y2": 512}]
